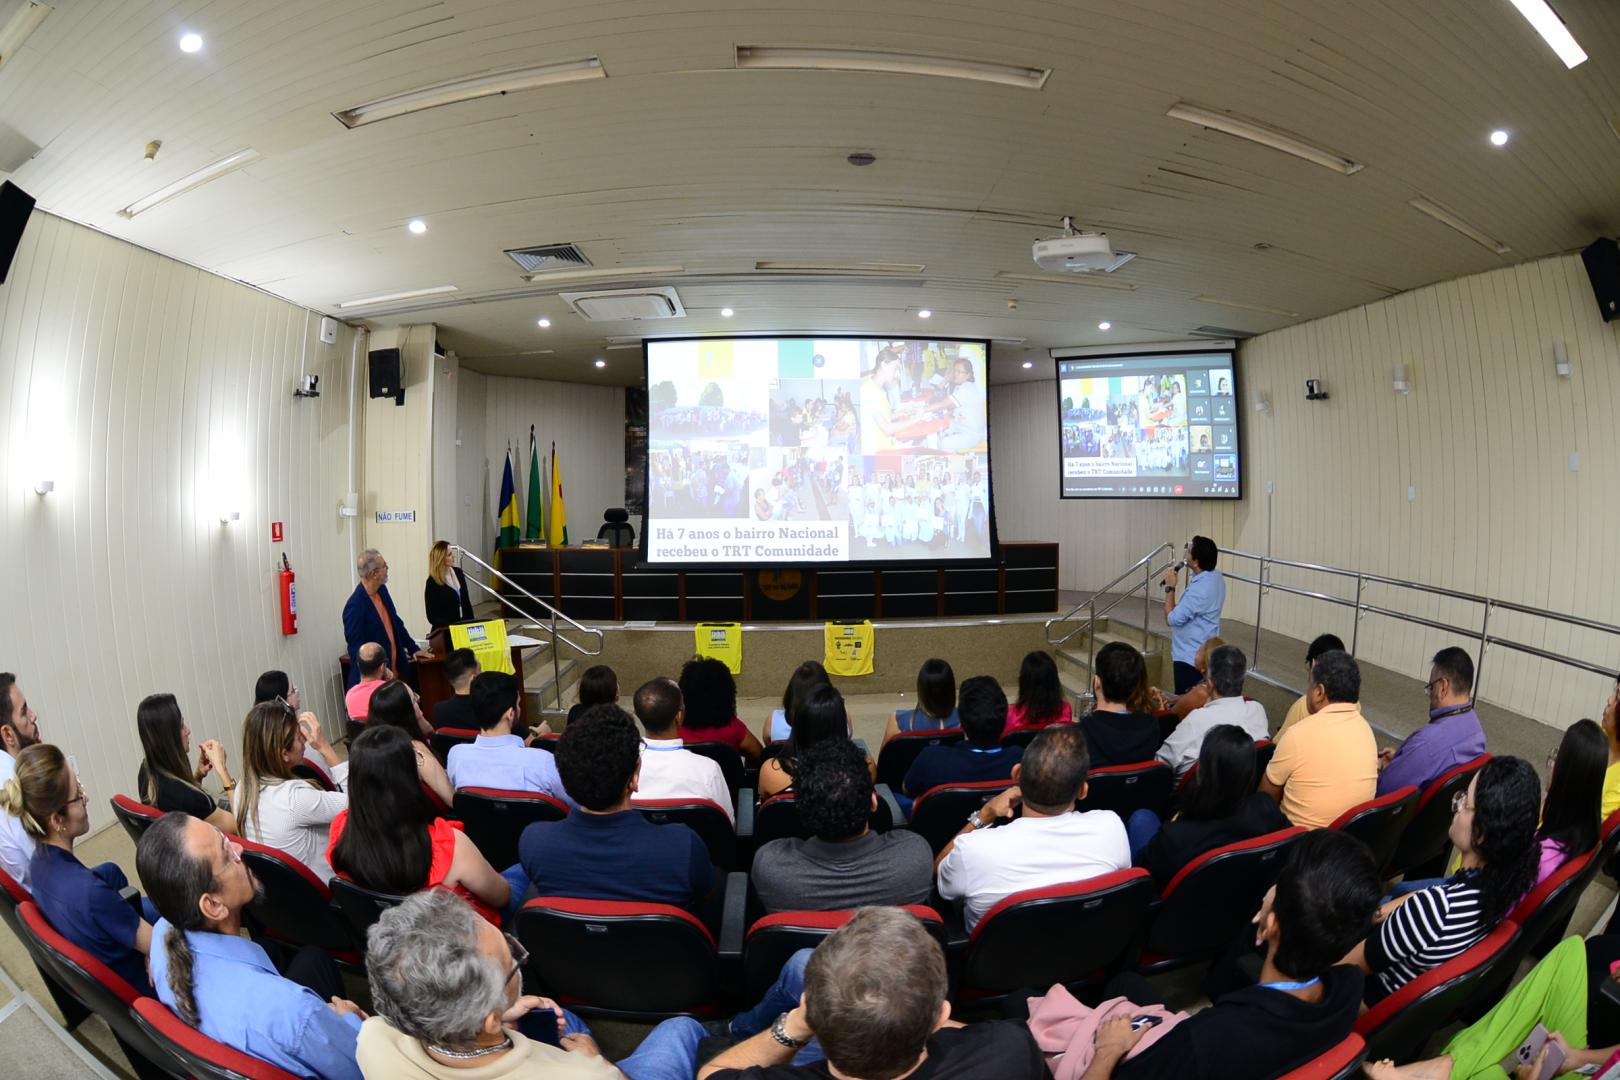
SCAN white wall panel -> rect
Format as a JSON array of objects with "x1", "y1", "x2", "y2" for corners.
[
  {"x1": 359, "y1": 324, "x2": 435, "y2": 634},
  {"x1": 0, "y1": 212, "x2": 357, "y2": 831}
]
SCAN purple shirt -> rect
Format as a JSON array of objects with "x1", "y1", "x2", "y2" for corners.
[{"x1": 1376, "y1": 705, "x2": 1486, "y2": 796}]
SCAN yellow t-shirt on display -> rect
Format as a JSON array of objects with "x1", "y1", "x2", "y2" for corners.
[
  {"x1": 695, "y1": 622, "x2": 743, "y2": 675},
  {"x1": 448, "y1": 619, "x2": 515, "y2": 675},
  {"x1": 824, "y1": 621, "x2": 876, "y2": 677}
]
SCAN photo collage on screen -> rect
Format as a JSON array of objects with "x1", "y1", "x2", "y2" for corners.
[{"x1": 646, "y1": 338, "x2": 991, "y2": 561}]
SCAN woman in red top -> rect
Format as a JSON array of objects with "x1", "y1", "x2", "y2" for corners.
[
  {"x1": 1003, "y1": 650, "x2": 1074, "y2": 736},
  {"x1": 677, "y1": 657, "x2": 765, "y2": 760},
  {"x1": 327, "y1": 725, "x2": 510, "y2": 926}
]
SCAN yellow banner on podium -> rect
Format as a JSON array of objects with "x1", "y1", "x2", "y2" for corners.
[
  {"x1": 695, "y1": 622, "x2": 743, "y2": 674},
  {"x1": 823, "y1": 621, "x2": 875, "y2": 677},
  {"x1": 449, "y1": 619, "x2": 515, "y2": 675}
]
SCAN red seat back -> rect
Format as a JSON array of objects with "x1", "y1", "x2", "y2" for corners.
[
  {"x1": 875, "y1": 728, "x2": 965, "y2": 790},
  {"x1": 1141, "y1": 827, "x2": 1306, "y2": 972},
  {"x1": 110, "y1": 794, "x2": 164, "y2": 845},
  {"x1": 515, "y1": 897, "x2": 721, "y2": 1019},
  {"x1": 903, "y1": 779, "x2": 1010, "y2": 855},
  {"x1": 133, "y1": 997, "x2": 305, "y2": 1080},
  {"x1": 452, "y1": 787, "x2": 568, "y2": 871},
  {"x1": 1277, "y1": 1033, "x2": 1366, "y2": 1080},
  {"x1": 289, "y1": 761, "x2": 336, "y2": 791},
  {"x1": 743, "y1": 906, "x2": 946, "y2": 1001},
  {"x1": 963, "y1": 869, "x2": 1155, "y2": 999},
  {"x1": 1355, "y1": 921, "x2": 1519, "y2": 1063},
  {"x1": 429, "y1": 726, "x2": 479, "y2": 762},
  {"x1": 1384, "y1": 754, "x2": 1491, "y2": 877},
  {"x1": 753, "y1": 790, "x2": 893, "y2": 850},
  {"x1": 1328, "y1": 786, "x2": 1419, "y2": 872},
  {"x1": 235, "y1": 837, "x2": 357, "y2": 960},
  {"x1": 634, "y1": 799, "x2": 735, "y2": 870},
  {"x1": 1078, "y1": 760, "x2": 1174, "y2": 819}
]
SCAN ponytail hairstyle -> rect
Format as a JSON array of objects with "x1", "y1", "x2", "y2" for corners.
[
  {"x1": 135, "y1": 812, "x2": 221, "y2": 1029},
  {"x1": 236, "y1": 702, "x2": 309, "y2": 839},
  {"x1": 0, "y1": 743, "x2": 74, "y2": 840},
  {"x1": 330, "y1": 725, "x2": 435, "y2": 894},
  {"x1": 136, "y1": 694, "x2": 204, "y2": 805}
]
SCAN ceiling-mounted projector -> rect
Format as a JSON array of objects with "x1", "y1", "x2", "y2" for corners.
[{"x1": 1032, "y1": 216, "x2": 1136, "y2": 273}]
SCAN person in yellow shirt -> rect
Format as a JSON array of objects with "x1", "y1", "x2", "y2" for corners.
[
  {"x1": 859, "y1": 350, "x2": 912, "y2": 455},
  {"x1": 1261, "y1": 650, "x2": 1378, "y2": 830},
  {"x1": 1601, "y1": 674, "x2": 1620, "y2": 818},
  {"x1": 1276, "y1": 632, "x2": 1347, "y2": 740}
]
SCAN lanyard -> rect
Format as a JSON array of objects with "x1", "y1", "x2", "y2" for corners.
[
  {"x1": 1258, "y1": 977, "x2": 1320, "y2": 992},
  {"x1": 1430, "y1": 704, "x2": 1473, "y2": 721},
  {"x1": 967, "y1": 747, "x2": 1002, "y2": 755}
]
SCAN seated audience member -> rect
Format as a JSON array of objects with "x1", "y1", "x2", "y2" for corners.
[
  {"x1": 753, "y1": 740, "x2": 933, "y2": 913},
  {"x1": 1275, "y1": 634, "x2": 1345, "y2": 739},
  {"x1": 1002, "y1": 650, "x2": 1073, "y2": 736},
  {"x1": 234, "y1": 702, "x2": 349, "y2": 883},
  {"x1": 252, "y1": 670, "x2": 333, "y2": 776},
  {"x1": 445, "y1": 672, "x2": 570, "y2": 804},
  {"x1": 1345, "y1": 756, "x2": 1540, "y2": 1004},
  {"x1": 1081, "y1": 830, "x2": 1381, "y2": 1079},
  {"x1": 138, "y1": 812, "x2": 365, "y2": 1080},
  {"x1": 757, "y1": 684, "x2": 874, "y2": 800},
  {"x1": 1165, "y1": 636, "x2": 1226, "y2": 722},
  {"x1": 359, "y1": 889, "x2": 701, "y2": 1080},
  {"x1": 1603, "y1": 674, "x2": 1620, "y2": 817},
  {"x1": 518, "y1": 705, "x2": 716, "y2": 915},
  {"x1": 136, "y1": 692, "x2": 238, "y2": 835},
  {"x1": 344, "y1": 643, "x2": 391, "y2": 735},
  {"x1": 902, "y1": 677, "x2": 1022, "y2": 803},
  {"x1": 881, "y1": 659, "x2": 960, "y2": 748},
  {"x1": 1081, "y1": 642, "x2": 1164, "y2": 768},
  {"x1": 427, "y1": 649, "x2": 480, "y2": 731},
  {"x1": 1377, "y1": 646, "x2": 1488, "y2": 796},
  {"x1": 1536, "y1": 719, "x2": 1605, "y2": 885},
  {"x1": 762, "y1": 660, "x2": 831, "y2": 744},
  {"x1": 699, "y1": 907, "x2": 1045, "y2": 1080},
  {"x1": 1130, "y1": 725, "x2": 1290, "y2": 886},
  {"x1": 0, "y1": 672, "x2": 43, "y2": 888},
  {"x1": 565, "y1": 664, "x2": 618, "y2": 727},
  {"x1": 329, "y1": 726, "x2": 512, "y2": 926},
  {"x1": 679, "y1": 657, "x2": 765, "y2": 761},
  {"x1": 936, "y1": 726, "x2": 1130, "y2": 931},
  {"x1": 632, "y1": 677, "x2": 734, "y2": 822},
  {"x1": 1156, "y1": 645, "x2": 1268, "y2": 778},
  {"x1": 1260, "y1": 650, "x2": 1377, "y2": 829},
  {"x1": 2, "y1": 744, "x2": 155, "y2": 995},
  {"x1": 367, "y1": 680, "x2": 455, "y2": 807}
]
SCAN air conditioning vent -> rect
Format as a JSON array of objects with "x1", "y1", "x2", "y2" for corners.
[
  {"x1": 505, "y1": 243, "x2": 592, "y2": 273},
  {"x1": 1190, "y1": 325, "x2": 1256, "y2": 339},
  {"x1": 561, "y1": 286, "x2": 687, "y2": 321}
]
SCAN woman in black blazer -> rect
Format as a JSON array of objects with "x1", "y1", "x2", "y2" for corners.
[{"x1": 424, "y1": 540, "x2": 476, "y2": 630}]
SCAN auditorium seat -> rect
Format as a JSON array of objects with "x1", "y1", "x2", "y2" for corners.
[
  {"x1": 1383, "y1": 754, "x2": 1491, "y2": 879},
  {"x1": 1000, "y1": 724, "x2": 1061, "y2": 751},
  {"x1": 906, "y1": 779, "x2": 1009, "y2": 854},
  {"x1": 1078, "y1": 760, "x2": 1174, "y2": 819},
  {"x1": 874, "y1": 728, "x2": 964, "y2": 790},
  {"x1": 132, "y1": 996, "x2": 303, "y2": 1080},
  {"x1": 680, "y1": 741, "x2": 747, "y2": 802},
  {"x1": 452, "y1": 787, "x2": 568, "y2": 871},
  {"x1": 515, "y1": 896, "x2": 723, "y2": 1019},
  {"x1": 741, "y1": 906, "x2": 948, "y2": 1001},
  {"x1": 1, "y1": 868, "x2": 91, "y2": 1029},
  {"x1": 1464, "y1": 846, "x2": 1601, "y2": 1015},
  {"x1": 746, "y1": 788, "x2": 897, "y2": 853},
  {"x1": 959, "y1": 869, "x2": 1155, "y2": 1001},
  {"x1": 635, "y1": 798, "x2": 736, "y2": 870},
  {"x1": 109, "y1": 794, "x2": 163, "y2": 845},
  {"x1": 16, "y1": 902, "x2": 174, "y2": 1080},
  {"x1": 429, "y1": 726, "x2": 479, "y2": 761},
  {"x1": 1354, "y1": 921, "x2": 1520, "y2": 1064},
  {"x1": 236, "y1": 837, "x2": 360, "y2": 964},
  {"x1": 1278, "y1": 1033, "x2": 1366, "y2": 1080},
  {"x1": 289, "y1": 760, "x2": 337, "y2": 791},
  {"x1": 1137, "y1": 826, "x2": 1305, "y2": 974},
  {"x1": 1328, "y1": 786, "x2": 1420, "y2": 873},
  {"x1": 329, "y1": 877, "x2": 409, "y2": 954}
]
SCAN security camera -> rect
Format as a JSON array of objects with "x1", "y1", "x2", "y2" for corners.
[
  {"x1": 1305, "y1": 378, "x2": 1329, "y2": 401},
  {"x1": 294, "y1": 374, "x2": 321, "y2": 398}
]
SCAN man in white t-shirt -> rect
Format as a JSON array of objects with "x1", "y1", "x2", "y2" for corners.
[
  {"x1": 1156, "y1": 645, "x2": 1271, "y2": 777},
  {"x1": 0, "y1": 672, "x2": 43, "y2": 889},
  {"x1": 935, "y1": 725, "x2": 1130, "y2": 931},
  {"x1": 631, "y1": 678, "x2": 734, "y2": 823}
]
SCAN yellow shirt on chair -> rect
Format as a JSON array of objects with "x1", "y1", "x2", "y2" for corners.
[
  {"x1": 1603, "y1": 760, "x2": 1620, "y2": 819},
  {"x1": 1264, "y1": 701, "x2": 1378, "y2": 830},
  {"x1": 1276, "y1": 694, "x2": 1311, "y2": 740}
]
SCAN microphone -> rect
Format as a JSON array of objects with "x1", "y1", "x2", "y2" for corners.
[{"x1": 1162, "y1": 561, "x2": 1186, "y2": 593}]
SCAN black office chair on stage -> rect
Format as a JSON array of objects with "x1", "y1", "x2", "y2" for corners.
[{"x1": 597, "y1": 508, "x2": 635, "y2": 547}]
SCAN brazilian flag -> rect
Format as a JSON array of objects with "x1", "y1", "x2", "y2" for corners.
[{"x1": 497, "y1": 448, "x2": 521, "y2": 554}]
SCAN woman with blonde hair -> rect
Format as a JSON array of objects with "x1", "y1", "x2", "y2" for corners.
[
  {"x1": 423, "y1": 539, "x2": 475, "y2": 630},
  {"x1": 2, "y1": 744, "x2": 155, "y2": 993},
  {"x1": 233, "y1": 702, "x2": 349, "y2": 883}
]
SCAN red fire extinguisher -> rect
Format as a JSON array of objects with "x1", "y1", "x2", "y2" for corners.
[{"x1": 279, "y1": 553, "x2": 298, "y2": 636}]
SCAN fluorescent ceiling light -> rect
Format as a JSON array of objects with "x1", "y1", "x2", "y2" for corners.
[
  {"x1": 117, "y1": 148, "x2": 260, "y2": 218},
  {"x1": 0, "y1": 1, "x2": 50, "y2": 68},
  {"x1": 1193, "y1": 295, "x2": 1302, "y2": 318},
  {"x1": 335, "y1": 284, "x2": 459, "y2": 309},
  {"x1": 605, "y1": 343, "x2": 640, "y2": 351},
  {"x1": 521, "y1": 264, "x2": 682, "y2": 285},
  {"x1": 334, "y1": 58, "x2": 606, "y2": 128},
  {"x1": 1504, "y1": 0, "x2": 1587, "y2": 68},
  {"x1": 753, "y1": 261, "x2": 926, "y2": 274},
  {"x1": 1407, "y1": 197, "x2": 1511, "y2": 255},
  {"x1": 736, "y1": 46, "x2": 1049, "y2": 90},
  {"x1": 994, "y1": 270, "x2": 1136, "y2": 292},
  {"x1": 1167, "y1": 102, "x2": 1363, "y2": 175}
]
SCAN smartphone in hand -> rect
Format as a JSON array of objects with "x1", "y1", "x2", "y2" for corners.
[{"x1": 516, "y1": 1007, "x2": 562, "y2": 1047}]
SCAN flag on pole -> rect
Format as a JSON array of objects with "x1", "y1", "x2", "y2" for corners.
[
  {"x1": 548, "y1": 440, "x2": 568, "y2": 547},
  {"x1": 524, "y1": 425, "x2": 544, "y2": 542},
  {"x1": 497, "y1": 447, "x2": 521, "y2": 552}
]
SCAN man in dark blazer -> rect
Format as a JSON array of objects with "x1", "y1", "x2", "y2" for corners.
[{"x1": 343, "y1": 548, "x2": 430, "y2": 689}]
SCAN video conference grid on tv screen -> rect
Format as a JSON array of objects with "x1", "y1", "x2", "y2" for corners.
[
  {"x1": 644, "y1": 336, "x2": 992, "y2": 564},
  {"x1": 1058, "y1": 352, "x2": 1241, "y2": 499}
]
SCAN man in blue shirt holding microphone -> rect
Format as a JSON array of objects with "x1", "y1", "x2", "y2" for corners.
[{"x1": 1163, "y1": 536, "x2": 1226, "y2": 695}]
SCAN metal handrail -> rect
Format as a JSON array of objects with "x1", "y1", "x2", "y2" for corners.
[
  {"x1": 1045, "y1": 542, "x2": 1178, "y2": 700},
  {"x1": 1046, "y1": 542, "x2": 1175, "y2": 646},
  {"x1": 452, "y1": 546, "x2": 605, "y2": 711}
]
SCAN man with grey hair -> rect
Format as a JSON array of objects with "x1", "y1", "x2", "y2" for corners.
[
  {"x1": 343, "y1": 548, "x2": 430, "y2": 691},
  {"x1": 1154, "y1": 644, "x2": 1269, "y2": 778},
  {"x1": 358, "y1": 889, "x2": 705, "y2": 1078}
]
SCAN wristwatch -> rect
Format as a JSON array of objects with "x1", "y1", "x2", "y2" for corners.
[
  {"x1": 965, "y1": 809, "x2": 989, "y2": 830},
  {"x1": 771, "y1": 1012, "x2": 810, "y2": 1049}
]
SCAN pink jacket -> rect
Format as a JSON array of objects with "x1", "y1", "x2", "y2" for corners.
[{"x1": 1025, "y1": 985, "x2": 1186, "y2": 1080}]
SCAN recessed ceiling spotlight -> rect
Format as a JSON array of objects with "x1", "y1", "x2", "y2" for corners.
[
  {"x1": 720, "y1": 307, "x2": 734, "y2": 317},
  {"x1": 594, "y1": 358, "x2": 606, "y2": 368},
  {"x1": 917, "y1": 309, "x2": 932, "y2": 319},
  {"x1": 178, "y1": 31, "x2": 203, "y2": 53},
  {"x1": 1098, "y1": 320, "x2": 1112, "y2": 330},
  {"x1": 536, "y1": 318, "x2": 551, "y2": 328},
  {"x1": 1490, "y1": 129, "x2": 1510, "y2": 146},
  {"x1": 407, "y1": 218, "x2": 427, "y2": 234},
  {"x1": 1021, "y1": 360, "x2": 1034, "y2": 369}
]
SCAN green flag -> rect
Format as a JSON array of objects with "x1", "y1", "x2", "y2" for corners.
[{"x1": 524, "y1": 425, "x2": 544, "y2": 541}]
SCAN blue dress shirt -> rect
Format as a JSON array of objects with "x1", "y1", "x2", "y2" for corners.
[
  {"x1": 147, "y1": 918, "x2": 362, "y2": 1080},
  {"x1": 1167, "y1": 568, "x2": 1225, "y2": 667},
  {"x1": 29, "y1": 845, "x2": 153, "y2": 996},
  {"x1": 446, "y1": 734, "x2": 574, "y2": 806}
]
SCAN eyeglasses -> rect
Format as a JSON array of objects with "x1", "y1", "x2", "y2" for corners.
[
  {"x1": 1423, "y1": 679, "x2": 1442, "y2": 696},
  {"x1": 64, "y1": 784, "x2": 88, "y2": 808},
  {"x1": 503, "y1": 933, "x2": 529, "y2": 985},
  {"x1": 1451, "y1": 790, "x2": 1474, "y2": 815}
]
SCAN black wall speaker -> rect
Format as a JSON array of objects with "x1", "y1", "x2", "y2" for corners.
[
  {"x1": 368, "y1": 348, "x2": 404, "y2": 404},
  {"x1": 0, "y1": 181, "x2": 37, "y2": 284},
  {"x1": 1581, "y1": 237, "x2": 1619, "y2": 323}
]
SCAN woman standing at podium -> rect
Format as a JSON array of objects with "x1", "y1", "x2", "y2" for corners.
[{"x1": 423, "y1": 540, "x2": 476, "y2": 631}]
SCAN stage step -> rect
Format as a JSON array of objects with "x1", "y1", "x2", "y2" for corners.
[
  {"x1": 525, "y1": 653, "x2": 579, "y2": 719},
  {"x1": 1055, "y1": 623, "x2": 1168, "y2": 702}
]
